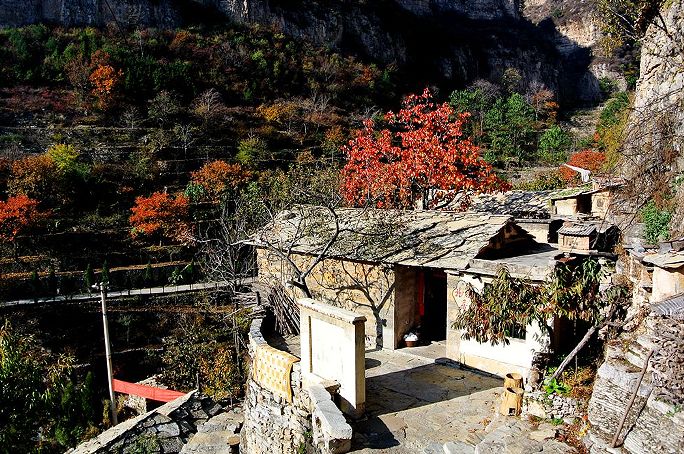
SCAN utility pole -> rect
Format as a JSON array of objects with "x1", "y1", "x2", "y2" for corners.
[{"x1": 99, "y1": 282, "x2": 118, "y2": 425}]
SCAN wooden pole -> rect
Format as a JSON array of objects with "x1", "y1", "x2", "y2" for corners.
[
  {"x1": 100, "y1": 283, "x2": 118, "y2": 425},
  {"x1": 610, "y1": 349, "x2": 656, "y2": 448}
]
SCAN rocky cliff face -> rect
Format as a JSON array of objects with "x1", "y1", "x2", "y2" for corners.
[
  {"x1": 0, "y1": 0, "x2": 522, "y2": 28},
  {"x1": 616, "y1": 0, "x2": 684, "y2": 234},
  {"x1": 0, "y1": 0, "x2": 598, "y2": 104},
  {"x1": 631, "y1": 0, "x2": 684, "y2": 118},
  {"x1": 524, "y1": 0, "x2": 616, "y2": 104}
]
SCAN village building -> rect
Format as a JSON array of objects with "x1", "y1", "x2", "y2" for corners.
[
  {"x1": 250, "y1": 205, "x2": 607, "y2": 378},
  {"x1": 443, "y1": 181, "x2": 622, "y2": 247}
]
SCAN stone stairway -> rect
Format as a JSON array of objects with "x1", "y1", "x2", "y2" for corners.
[{"x1": 180, "y1": 410, "x2": 243, "y2": 454}]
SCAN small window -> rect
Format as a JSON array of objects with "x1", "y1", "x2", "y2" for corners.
[{"x1": 505, "y1": 323, "x2": 526, "y2": 340}]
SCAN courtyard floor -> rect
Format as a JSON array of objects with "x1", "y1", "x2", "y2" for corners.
[{"x1": 351, "y1": 345, "x2": 576, "y2": 453}]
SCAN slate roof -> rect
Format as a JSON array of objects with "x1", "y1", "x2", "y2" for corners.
[
  {"x1": 443, "y1": 187, "x2": 591, "y2": 220},
  {"x1": 652, "y1": 293, "x2": 684, "y2": 319},
  {"x1": 251, "y1": 206, "x2": 523, "y2": 271},
  {"x1": 557, "y1": 224, "x2": 598, "y2": 236},
  {"x1": 643, "y1": 252, "x2": 684, "y2": 269}
]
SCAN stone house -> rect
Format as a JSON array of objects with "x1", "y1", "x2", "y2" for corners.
[
  {"x1": 550, "y1": 180, "x2": 622, "y2": 220},
  {"x1": 251, "y1": 206, "x2": 573, "y2": 378}
]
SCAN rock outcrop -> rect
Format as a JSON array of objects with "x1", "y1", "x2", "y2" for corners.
[
  {"x1": 585, "y1": 315, "x2": 684, "y2": 453},
  {"x1": 0, "y1": 0, "x2": 595, "y2": 104},
  {"x1": 0, "y1": 0, "x2": 522, "y2": 28},
  {"x1": 523, "y1": 0, "x2": 613, "y2": 104},
  {"x1": 615, "y1": 0, "x2": 684, "y2": 232},
  {"x1": 635, "y1": 0, "x2": 684, "y2": 237}
]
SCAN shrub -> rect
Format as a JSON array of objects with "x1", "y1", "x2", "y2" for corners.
[
  {"x1": 236, "y1": 137, "x2": 269, "y2": 167},
  {"x1": 598, "y1": 92, "x2": 630, "y2": 131},
  {"x1": 641, "y1": 200, "x2": 671, "y2": 244},
  {"x1": 515, "y1": 172, "x2": 566, "y2": 191},
  {"x1": 129, "y1": 191, "x2": 191, "y2": 243},
  {"x1": 190, "y1": 160, "x2": 251, "y2": 201}
]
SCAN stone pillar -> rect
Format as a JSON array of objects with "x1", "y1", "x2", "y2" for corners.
[{"x1": 299, "y1": 298, "x2": 366, "y2": 418}]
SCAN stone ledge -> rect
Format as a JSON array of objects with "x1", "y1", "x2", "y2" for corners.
[
  {"x1": 306, "y1": 383, "x2": 353, "y2": 453},
  {"x1": 299, "y1": 298, "x2": 367, "y2": 324}
]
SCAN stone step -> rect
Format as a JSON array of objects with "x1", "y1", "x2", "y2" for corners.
[
  {"x1": 635, "y1": 333, "x2": 658, "y2": 352},
  {"x1": 197, "y1": 411, "x2": 243, "y2": 434},
  {"x1": 180, "y1": 411, "x2": 243, "y2": 454},
  {"x1": 179, "y1": 431, "x2": 240, "y2": 454}
]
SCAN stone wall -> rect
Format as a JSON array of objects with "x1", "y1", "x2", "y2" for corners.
[
  {"x1": 256, "y1": 248, "x2": 417, "y2": 349},
  {"x1": 585, "y1": 313, "x2": 684, "y2": 453},
  {"x1": 522, "y1": 390, "x2": 581, "y2": 421},
  {"x1": 70, "y1": 391, "x2": 233, "y2": 453},
  {"x1": 241, "y1": 317, "x2": 353, "y2": 454}
]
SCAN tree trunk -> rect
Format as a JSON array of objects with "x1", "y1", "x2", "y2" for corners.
[{"x1": 500, "y1": 387, "x2": 524, "y2": 416}]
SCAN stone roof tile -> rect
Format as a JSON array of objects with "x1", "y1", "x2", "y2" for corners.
[{"x1": 252, "y1": 206, "x2": 521, "y2": 271}]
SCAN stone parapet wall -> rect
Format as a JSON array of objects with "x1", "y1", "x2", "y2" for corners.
[
  {"x1": 240, "y1": 368, "x2": 312, "y2": 454},
  {"x1": 241, "y1": 317, "x2": 352, "y2": 454},
  {"x1": 70, "y1": 392, "x2": 227, "y2": 454}
]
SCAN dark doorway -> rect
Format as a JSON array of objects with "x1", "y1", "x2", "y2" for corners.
[{"x1": 422, "y1": 270, "x2": 447, "y2": 342}]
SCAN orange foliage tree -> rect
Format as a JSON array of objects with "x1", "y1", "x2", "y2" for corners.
[
  {"x1": 190, "y1": 161, "x2": 251, "y2": 201},
  {"x1": 129, "y1": 192, "x2": 190, "y2": 243},
  {"x1": 341, "y1": 89, "x2": 509, "y2": 209},
  {"x1": 0, "y1": 195, "x2": 47, "y2": 251},
  {"x1": 89, "y1": 51, "x2": 122, "y2": 110},
  {"x1": 559, "y1": 150, "x2": 607, "y2": 183},
  {"x1": 8, "y1": 155, "x2": 58, "y2": 200}
]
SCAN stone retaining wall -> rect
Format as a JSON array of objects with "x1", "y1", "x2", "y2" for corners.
[{"x1": 240, "y1": 317, "x2": 352, "y2": 454}]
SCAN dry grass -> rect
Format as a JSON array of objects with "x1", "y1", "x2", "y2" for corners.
[{"x1": 563, "y1": 366, "x2": 597, "y2": 402}]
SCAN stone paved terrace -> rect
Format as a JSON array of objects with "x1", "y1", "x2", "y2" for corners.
[{"x1": 351, "y1": 347, "x2": 577, "y2": 453}]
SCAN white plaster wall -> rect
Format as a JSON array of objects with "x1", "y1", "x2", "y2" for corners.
[
  {"x1": 299, "y1": 299, "x2": 366, "y2": 418},
  {"x1": 554, "y1": 199, "x2": 577, "y2": 216},
  {"x1": 458, "y1": 322, "x2": 548, "y2": 378},
  {"x1": 651, "y1": 266, "x2": 684, "y2": 302},
  {"x1": 446, "y1": 273, "x2": 549, "y2": 379},
  {"x1": 310, "y1": 318, "x2": 345, "y2": 379},
  {"x1": 517, "y1": 222, "x2": 550, "y2": 244}
]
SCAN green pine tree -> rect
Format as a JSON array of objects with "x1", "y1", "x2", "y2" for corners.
[
  {"x1": 100, "y1": 260, "x2": 109, "y2": 286},
  {"x1": 84, "y1": 263, "x2": 94, "y2": 291}
]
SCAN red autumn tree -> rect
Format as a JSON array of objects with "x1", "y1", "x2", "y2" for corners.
[
  {"x1": 0, "y1": 195, "x2": 47, "y2": 254},
  {"x1": 559, "y1": 150, "x2": 607, "y2": 183},
  {"x1": 129, "y1": 192, "x2": 190, "y2": 243},
  {"x1": 341, "y1": 89, "x2": 510, "y2": 209},
  {"x1": 190, "y1": 160, "x2": 251, "y2": 201}
]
